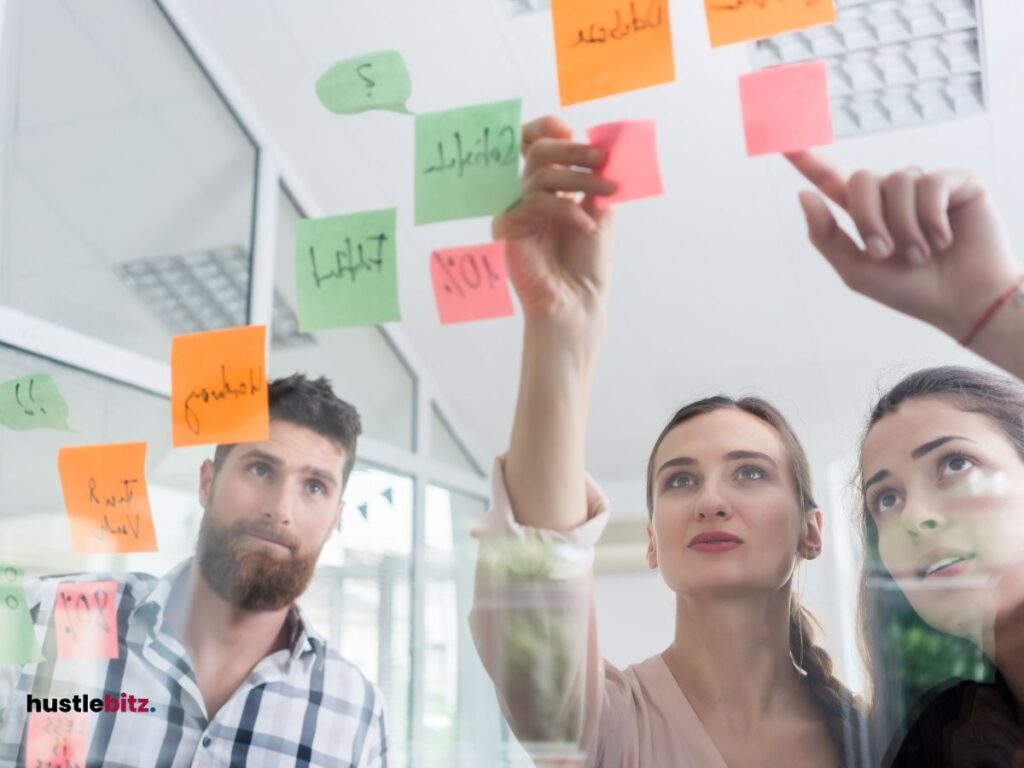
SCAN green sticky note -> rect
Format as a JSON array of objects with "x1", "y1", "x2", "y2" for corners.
[
  {"x1": 0, "y1": 565, "x2": 44, "y2": 664},
  {"x1": 0, "y1": 374, "x2": 73, "y2": 432},
  {"x1": 295, "y1": 208, "x2": 401, "y2": 331},
  {"x1": 316, "y1": 50, "x2": 412, "y2": 115},
  {"x1": 414, "y1": 99, "x2": 522, "y2": 225}
]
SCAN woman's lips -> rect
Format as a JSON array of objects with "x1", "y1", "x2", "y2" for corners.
[
  {"x1": 917, "y1": 552, "x2": 976, "y2": 580},
  {"x1": 688, "y1": 532, "x2": 742, "y2": 553}
]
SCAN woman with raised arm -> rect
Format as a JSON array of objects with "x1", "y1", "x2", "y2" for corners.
[
  {"x1": 468, "y1": 116, "x2": 861, "y2": 768},
  {"x1": 789, "y1": 153, "x2": 1024, "y2": 766}
]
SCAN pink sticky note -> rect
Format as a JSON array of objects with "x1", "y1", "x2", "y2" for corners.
[
  {"x1": 739, "y1": 60, "x2": 833, "y2": 156},
  {"x1": 55, "y1": 581, "x2": 118, "y2": 660},
  {"x1": 26, "y1": 710, "x2": 89, "y2": 767},
  {"x1": 586, "y1": 120, "x2": 664, "y2": 209},
  {"x1": 430, "y1": 242, "x2": 516, "y2": 325}
]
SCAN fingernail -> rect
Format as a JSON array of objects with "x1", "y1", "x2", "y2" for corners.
[
  {"x1": 866, "y1": 236, "x2": 892, "y2": 260},
  {"x1": 932, "y1": 231, "x2": 951, "y2": 250},
  {"x1": 905, "y1": 245, "x2": 927, "y2": 265}
]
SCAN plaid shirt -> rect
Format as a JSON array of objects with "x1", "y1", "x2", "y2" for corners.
[{"x1": 0, "y1": 559, "x2": 387, "y2": 767}]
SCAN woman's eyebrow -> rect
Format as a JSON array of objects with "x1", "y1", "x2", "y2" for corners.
[
  {"x1": 724, "y1": 450, "x2": 777, "y2": 467},
  {"x1": 656, "y1": 456, "x2": 696, "y2": 477},
  {"x1": 910, "y1": 435, "x2": 973, "y2": 460}
]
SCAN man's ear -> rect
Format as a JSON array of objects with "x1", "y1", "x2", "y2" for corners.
[
  {"x1": 646, "y1": 523, "x2": 659, "y2": 570},
  {"x1": 800, "y1": 507, "x2": 824, "y2": 560},
  {"x1": 199, "y1": 459, "x2": 216, "y2": 509}
]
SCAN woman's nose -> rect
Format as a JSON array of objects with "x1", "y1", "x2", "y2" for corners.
[
  {"x1": 900, "y1": 500, "x2": 946, "y2": 540},
  {"x1": 694, "y1": 482, "x2": 732, "y2": 522}
]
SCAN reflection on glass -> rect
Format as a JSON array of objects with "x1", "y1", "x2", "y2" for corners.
[{"x1": 429, "y1": 405, "x2": 483, "y2": 477}]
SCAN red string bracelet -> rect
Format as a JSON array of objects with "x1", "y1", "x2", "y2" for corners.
[{"x1": 960, "y1": 274, "x2": 1024, "y2": 347}]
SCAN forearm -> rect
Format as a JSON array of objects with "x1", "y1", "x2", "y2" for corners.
[
  {"x1": 505, "y1": 317, "x2": 603, "y2": 531},
  {"x1": 965, "y1": 287, "x2": 1024, "y2": 381}
]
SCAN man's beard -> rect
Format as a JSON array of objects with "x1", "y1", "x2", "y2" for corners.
[{"x1": 195, "y1": 512, "x2": 320, "y2": 612}]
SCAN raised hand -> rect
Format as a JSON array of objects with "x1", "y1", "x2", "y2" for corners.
[{"x1": 786, "y1": 151, "x2": 1021, "y2": 342}]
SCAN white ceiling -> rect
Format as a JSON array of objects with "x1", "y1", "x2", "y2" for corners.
[{"x1": 9, "y1": 0, "x2": 1024, "y2": 518}]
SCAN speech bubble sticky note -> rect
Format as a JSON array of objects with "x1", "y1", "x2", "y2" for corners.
[
  {"x1": 740, "y1": 61, "x2": 833, "y2": 156},
  {"x1": 55, "y1": 581, "x2": 119, "y2": 660},
  {"x1": 171, "y1": 326, "x2": 269, "y2": 447},
  {"x1": 431, "y1": 242, "x2": 515, "y2": 325},
  {"x1": 586, "y1": 120, "x2": 664, "y2": 209},
  {"x1": 0, "y1": 374, "x2": 73, "y2": 432},
  {"x1": 551, "y1": 0, "x2": 676, "y2": 106},
  {"x1": 705, "y1": 0, "x2": 836, "y2": 48},
  {"x1": 57, "y1": 442, "x2": 158, "y2": 554},
  {"x1": 26, "y1": 711, "x2": 89, "y2": 768},
  {"x1": 414, "y1": 99, "x2": 521, "y2": 225},
  {"x1": 295, "y1": 209, "x2": 400, "y2": 331},
  {"x1": 316, "y1": 50, "x2": 412, "y2": 115},
  {"x1": 0, "y1": 565, "x2": 44, "y2": 664}
]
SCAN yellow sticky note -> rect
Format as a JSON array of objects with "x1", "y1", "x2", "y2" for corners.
[
  {"x1": 57, "y1": 442, "x2": 158, "y2": 554},
  {"x1": 551, "y1": 0, "x2": 676, "y2": 106},
  {"x1": 705, "y1": 0, "x2": 836, "y2": 48},
  {"x1": 171, "y1": 326, "x2": 269, "y2": 447}
]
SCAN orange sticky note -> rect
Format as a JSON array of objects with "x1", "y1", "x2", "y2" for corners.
[
  {"x1": 431, "y1": 242, "x2": 515, "y2": 325},
  {"x1": 26, "y1": 710, "x2": 89, "y2": 767},
  {"x1": 551, "y1": 0, "x2": 675, "y2": 106},
  {"x1": 705, "y1": 0, "x2": 836, "y2": 48},
  {"x1": 739, "y1": 61, "x2": 833, "y2": 156},
  {"x1": 55, "y1": 582, "x2": 119, "y2": 660},
  {"x1": 171, "y1": 325, "x2": 269, "y2": 447},
  {"x1": 586, "y1": 120, "x2": 663, "y2": 209},
  {"x1": 57, "y1": 442, "x2": 158, "y2": 554}
]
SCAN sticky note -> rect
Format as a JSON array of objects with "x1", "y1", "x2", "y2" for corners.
[
  {"x1": 316, "y1": 50, "x2": 412, "y2": 115},
  {"x1": 739, "y1": 61, "x2": 833, "y2": 156},
  {"x1": 55, "y1": 582, "x2": 119, "y2": 660},
  {"x1": 0, "y1": 374, "x2": 73, "y2": 432},
  {"x1": 705, "y1": 0, "x2": 836, "y2": 47},
  {"x1": 551, "y1": 0, "x2": 676, "y2": 106},
  {"x1": 431, "y1": 242, "x2": 516, "y2": 325},
  {"x1": 586, "y1": 120, "x2": 663, "y2": 209},
  {"x1": 295, "y1": 209, "x2": 400, "y2": 331},
  {"x1": 57, "y1": 442, "x2": 158, "y2": 554},
  {"x1": 171, "y1": 326, "x2": 269, "y2": 447},
  {"x1": 414, "y1": 99, "x2": 521, "y2": 224},
  {"x1": 26, "y1": 711, "x2": 88, "y2": 768},
  {"x1": 0, "y1": 565, "x2": 44, "y2": 664}
]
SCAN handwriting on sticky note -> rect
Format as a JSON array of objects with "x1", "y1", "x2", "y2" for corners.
[
  {"x1": 171, "y1": 326, "x2": 269, "y2": 447},
  {"x1": 316, "y1": 50, "x2": 412, "y2": 115},
  {"x1": 295, "y1": 208, "x2": 400, "y2": 331},
  {"x1": 57, "y1": 442, "x2": 158, "y2": 554},
  {"x1": 0, "y1": 374, "x2": 73, "y2": 432},
  {"x1": 414, "y1": 99, "x2": 521, "y2": 224},
  {"x1": 56, "y1": 582, "x2": 118, "y2": 660},
  {"x1": 586, "y1": 120, "x2": 663, "y2": 209},
  {"x1": 705, "y1": 0, "x2": 835, "y2": 47},
  {"x1": 26, "y1": 710, "x2": 88, "y2": 768},
  {"x1": 0, "y1": 564, "x2": 44, "y2": 664},
  {"x1": 552, "y1": 0, "x2": 675, "y2": 106},
  {"x1": 431, "y1": 242, "x2": 515, "y2": 325},
  {"x1": 739, "y1": 60, "x2": 833, "y2": 156}
]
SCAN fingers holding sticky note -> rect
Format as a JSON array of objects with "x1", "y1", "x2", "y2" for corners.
[
  {"x1": 739, "y1": 61, "x2": 833, "y2": 156},
  {"x1": 431, "y1": 242, "x2": 515, "y2": 325},
  {"x1": 171, "y1": 326, "x2": 269, "y2": 447},
  {"x1": 586, "y1": 120, "x2": 664, "y2": 209}
]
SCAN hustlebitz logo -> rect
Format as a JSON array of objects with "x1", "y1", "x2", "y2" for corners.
[{"x1": 27, "y1": 692, "x2": 156, "y2": 714}]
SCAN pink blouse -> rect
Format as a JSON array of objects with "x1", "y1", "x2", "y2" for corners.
[{"x1": 469, "y1": 458, "x2": 729, "y2": 768}]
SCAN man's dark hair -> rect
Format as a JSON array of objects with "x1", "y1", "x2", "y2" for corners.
[{"x1": 213, "y1": 374, "x2": 362, "y2": 490}]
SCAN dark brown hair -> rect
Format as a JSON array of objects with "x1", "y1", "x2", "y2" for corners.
[
  {"x1": 646, "y1": 396, "x2": 863, "y2": 764},
  {"x1": 213, "y1": 373, "x2": 362, "y2": 490}
]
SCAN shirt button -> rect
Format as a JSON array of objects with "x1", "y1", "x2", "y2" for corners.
[{"x1": 202, "y1": 736, "x2": 212, "y2": 748}]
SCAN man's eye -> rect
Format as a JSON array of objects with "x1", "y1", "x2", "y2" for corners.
[
  {"x1": 248, "y1": 463, "x2": 271, "y2": 478},
  {"x1": 308, "y1": 481, "x2": 326, "y2": 496}
]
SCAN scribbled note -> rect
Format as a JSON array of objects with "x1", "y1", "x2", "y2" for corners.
[
  {"x1": 0, "y1": 564, "x2": 44, "y2": 664},
  {"x1": 430, "y1": 242, "x2": 515, "y2": 325},
  {"x1": 705, "y1": 0, "x2": 835, "y2": 48},
  {"x1": 316, "y1": 50, "x2": 412, "y2": 115},
  {"x1": 55, "y1": 582, "x2": 118, "y2": 660},
  {"x1": 739, "y1": 60, "x2": 833, "y2": 155},
  {"x1": 26, "y1": 710, "x2": 88, "y2": 768},
  {"x1": 0, "y1": 374, "x2": 73, "y2": 432},
  {"x1": 551, "y1": 0, "x2": 676, "y2": 106},
  {"x1": 57, "y1": 442, "x2": 158, "y2": 554},
  {"x1": 295, "y1": 208, "x2": 400, "y2": 331},
  {"x1": 586, "y1": 120, "x2": 663, "y2": 209},
  {"x1": 170, "y1": 326, "x2": 269, "y2": 447},
  {"x1": 414, "y1": 99, "x2": 521, "y2": 224}
]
